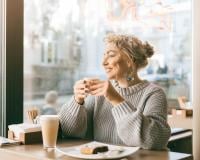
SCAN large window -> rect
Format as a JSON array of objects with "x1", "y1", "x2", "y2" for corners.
[{"x1": 24, "y1": 0, "x2": 192, "y2": 119}]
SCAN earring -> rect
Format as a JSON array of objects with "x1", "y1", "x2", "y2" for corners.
[
  {"x1": 126, "y1": 75, "x2": 134, "y2": 81},
  {"x1": 126, "y1": 70, "x2": 135, "y2": 81}
]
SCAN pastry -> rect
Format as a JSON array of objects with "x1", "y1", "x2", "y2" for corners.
[{"x1": 80, "y1": 145, "x2": 109, "y2": 154}]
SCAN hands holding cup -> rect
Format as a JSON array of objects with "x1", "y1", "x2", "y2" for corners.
[
  {"x1": 74, "y1": 78, "x2": 124, "y2": 105},
  {"x1": 73, "y1": 78, "x2": 98, "y2": 104}
]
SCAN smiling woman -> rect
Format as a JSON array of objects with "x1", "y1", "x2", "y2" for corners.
[
  {"x1": 103, "y1": 34, "x2": 154, "y2": 87},
  {"x1": 59, "y1": 33, "x2": 171, "y2": 150}
]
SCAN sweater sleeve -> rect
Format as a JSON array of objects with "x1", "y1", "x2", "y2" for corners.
[
  {"x1": 58, "y1": 96, "x2": 94, "y2": 138},
  {"x1": 111, "y1": 89, "x2": 171, "y2": 150}
]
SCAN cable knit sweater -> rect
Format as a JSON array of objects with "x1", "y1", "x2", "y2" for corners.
[{"x1": 59, "y1": 81, "x2": 171, "y2": 150}]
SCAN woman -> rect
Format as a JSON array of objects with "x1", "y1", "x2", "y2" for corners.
[{"x1": 59, "y1": 34, "x2": 171, "y2": 150}]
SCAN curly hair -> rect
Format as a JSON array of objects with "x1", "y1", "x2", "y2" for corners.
[{"x1": 104, "y1": 33, "x2": 154, "y2": 69}]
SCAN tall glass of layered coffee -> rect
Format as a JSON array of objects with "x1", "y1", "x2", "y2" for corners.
[{"x1": 40, "y1": 115, "x2": 59, "y2": 149}]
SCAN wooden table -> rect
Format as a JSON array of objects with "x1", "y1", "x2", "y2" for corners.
[{"x1": 0, "y1": 139, "x2": 192, "y2": 160}]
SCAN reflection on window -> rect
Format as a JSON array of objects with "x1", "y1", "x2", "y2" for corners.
[{"x1": 24, "y1": 0, "x2": 192, "y2": 120}]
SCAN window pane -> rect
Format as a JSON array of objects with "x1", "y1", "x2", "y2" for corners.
[{"x1": 24, "y1": 0, "x2": 192, "y2": 120}]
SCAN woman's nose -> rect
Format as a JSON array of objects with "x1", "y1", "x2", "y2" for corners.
[{"x1": 102, "y1": 57, "x2": 108, "y2": 66}]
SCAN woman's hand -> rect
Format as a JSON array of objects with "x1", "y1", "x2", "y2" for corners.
[
  {"x1": 89, "y1": 79, "x2": 124, "y2": 106},
  {"x1": 73, "y1": 79, "x2": 88, "y2": 105}
]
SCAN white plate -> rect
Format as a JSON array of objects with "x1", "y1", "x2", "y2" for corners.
[{"x1": 56, "y1": 141, "x2": 140, "y2": 159}]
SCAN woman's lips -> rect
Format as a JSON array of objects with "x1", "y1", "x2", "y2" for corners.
[{"x1": 105, "y1": 68, "x2": 112, "y2": 73}]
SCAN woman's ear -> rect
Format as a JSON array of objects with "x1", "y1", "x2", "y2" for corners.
[
  {"x1": 122, "y1": 51, "x2": 134, "y2": 67},
  {"x1": 127, "y1": 60, "x2": 132, "y2": 68},
  {"x1": 127, "y1": 58, "x2": 134, "y2": 68}
]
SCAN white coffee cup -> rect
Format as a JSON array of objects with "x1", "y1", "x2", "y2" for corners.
[
  {"x1": 40, "y1": 115, "x2": 59, "y2": 149},
  {"x1": 83, "y1": 77, "x2": 100, "y2": 96}
]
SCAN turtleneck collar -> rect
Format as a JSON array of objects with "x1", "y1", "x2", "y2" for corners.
[{"x1": 112, "y1": 80, "x2": 150, "y2": 96}]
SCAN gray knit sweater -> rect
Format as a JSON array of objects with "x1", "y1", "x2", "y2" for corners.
[{"x1": 59, "y1": 81, "x2": 171, "y2": 150}]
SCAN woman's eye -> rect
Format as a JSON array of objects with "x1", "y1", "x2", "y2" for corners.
[
  {"x1": 104, "y1": 51, "x2": 117, "y2": 58},
  {"x1": 109, "y1": 55, "x2": 115, "y2": 57},
  {"x1": 108, "y1": 53, "x2": 116, "y2": 57}
]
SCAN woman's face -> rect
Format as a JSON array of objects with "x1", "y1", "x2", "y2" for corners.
[{"x1": 102, "y1": 43, "x2": 131, "y2": 80}]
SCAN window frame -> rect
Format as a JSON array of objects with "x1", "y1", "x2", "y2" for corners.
[
  {"x1": 2, "y1": 0, "x2": 24, "y2": 137},
  {"x1": 0, "y1": 0, "x2": 6, "y2": 136}
]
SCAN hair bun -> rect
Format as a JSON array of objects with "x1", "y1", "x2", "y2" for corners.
[{"x1": 143, "y1": 42, "x2": 154, "y2": 58}]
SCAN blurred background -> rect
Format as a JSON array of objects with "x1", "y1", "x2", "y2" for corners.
[{"x1": 23, "y1": 0, "x2": 192, "y2": 120}]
